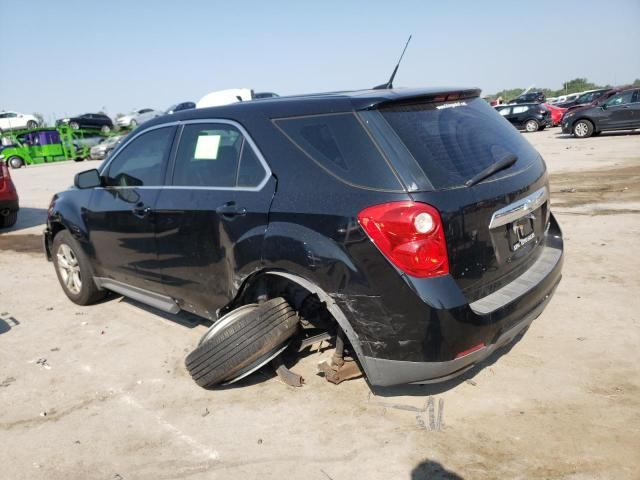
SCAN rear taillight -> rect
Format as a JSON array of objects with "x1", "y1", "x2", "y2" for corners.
[{"x1": 358, "y1": 202, "x2": 449, "y2": 278}]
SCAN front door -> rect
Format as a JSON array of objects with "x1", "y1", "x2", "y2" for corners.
[
  {"x1": 154, "y1": 121, "x2": 274, "y2": 319},
  {"x1": 86, "y1": 125, "x2": 177, "y2": 291}
]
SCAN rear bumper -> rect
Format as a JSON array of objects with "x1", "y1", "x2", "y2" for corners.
[
  {"x1": 347, "y1": 214, "x2": 564, "y2": 387},
  {"x1": 363, "y1": 274, "x2": 560, "y2": 386}
]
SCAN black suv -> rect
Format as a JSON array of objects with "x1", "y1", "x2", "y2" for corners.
[
  {"x1": 57, "y1": 113, "x2": 114, "y2": 133},
  {"x1": 561, "y1": 88, "x2": 640, "y2": 138},
  {"x1": 510, "y1": 91, "x2": 545, "y2": 104},
  {"x1": 495, "y1": 103, "x2": 551, "y2": 132},
  {"x1": 44, "y1": 88, "x2": 563, "y2": 388}
]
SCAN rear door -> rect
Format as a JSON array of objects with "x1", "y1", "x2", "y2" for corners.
[
  {"x1": 601, "y1": 90, "x2": 635, "y2": 128},
  {"x1": 154, "y1": 120, "x2": 274, "y2": 319},
  {"x1": 88, "y1": 125, "x2": 176, "y2": 289},
  {"x1": 376, "y1": 97, "x2": 549, "y2": 301},
  {"x1": 510, "y1": 105, "x2": 530, "y2": 127}
]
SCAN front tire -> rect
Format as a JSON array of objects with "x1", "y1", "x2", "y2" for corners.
[
  {"x1": 26, "y1": 120, "x2": 38, "y2": 129},
  {"x1": 573, "y1": 119, "x2": 594, "y2": 138},
  {"x1": 101, "y1": 125, "x2": 111, "y2": 134},
  {"x1": 69, "y1": 121, "x2": 80, "y2": 130},
  {"x1": 52, "y1": 230, "x2": 106, "y2": 305},
  {"x1": 525, "y1": 119, "x2": 539, "y2": 132},
  {"x1": 186, "y1": 298, "x2": 299, "y2": 388},
  {"x1": 8, "y1": 156, "x2": 24, "y2": 169}
]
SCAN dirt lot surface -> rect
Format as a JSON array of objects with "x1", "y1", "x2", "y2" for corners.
[{"x1": 1, "y1": 129, "x2": 639, "y2": 479}]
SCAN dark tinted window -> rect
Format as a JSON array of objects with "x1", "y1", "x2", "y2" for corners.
[
  {"x1": 381, "y1": 97, "x2": 542, "y2": 190},
  {"x1": 105, "y1": 126, "x2": 175, "y2": 187},
  {"x1": 275, "y1": 113, "x2": 401, "y2": 191},
  {"x1": 606, "y1": 90, "x2": 634, "y2": 106},
  {"x1": 173, "y1": 123, "x2": 242, "y2": 187}
]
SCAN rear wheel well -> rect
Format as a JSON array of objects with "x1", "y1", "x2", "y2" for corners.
[{"x1": 226, "y1": 271, "x2": 369, "y2": 378}]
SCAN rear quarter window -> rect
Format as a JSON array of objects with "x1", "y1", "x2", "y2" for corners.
[
  {"x1": 273, "y1": 112, "x2": 403, "y2": 191},
  {"x1": 380, "y1": 97, "x2": 542, "y2": 190}
]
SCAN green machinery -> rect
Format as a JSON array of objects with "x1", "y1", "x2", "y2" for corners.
[{"x1": 0, "y1": 125, "x2": 107, "y2": 169}]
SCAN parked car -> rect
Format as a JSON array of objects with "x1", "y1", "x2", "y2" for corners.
[
  {"x1": 165, "y1": 102, "x2": 196, "y2": 114},
  {"x1": 116, "y1": 109, "x2": 162, "y2": 128},
  {"x1": 0, "y1": 111, "x2": 39, "y2": 132},
  {"x1": 561, "y1": 88, "x2": 640, "y2": 138},
  {"x1": 509, "y1": 91, "x2": 546, "y2": 104},
  {"x1": 45, "y1": 87, "x2": 563, "y2": 388},
  {"x1": 562, "y1": 86, "x2": 631, "y2": 118},
  {"x1": 57, "y1": 113, "x2": 114, "y2": 133},
  {"x1": 495, "y1": 103, "x2": 552, "y2": 131},
  {"x1": 543, "y1": 103, "x2": 567, "y2": 126},
  {"x1": 554, "y1": 89, "x2": 610, "y2": 109},
  {"x1": 89, "y1": 135, "x2": 125, "y2": 160},
  {"x1": 0, "y1": 159, "x2": 19, "y2": 228}
]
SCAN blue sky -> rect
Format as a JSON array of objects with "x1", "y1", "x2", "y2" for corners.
[{"x1": 1, "y1": 0, "x2": 638, "y2": 122}]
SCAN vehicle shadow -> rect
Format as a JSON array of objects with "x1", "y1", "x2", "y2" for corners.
[
  {"x1": 411, "y1": 460, "x2": 464, "y2": 480},
  {"x1": 555, "y1": 130, "x2": 640, "y2": 140},
  {"x1": 0, "y1": 207, "x2": 49, "y2": 233},
  {"x1": 0, "y1": 319, "x2": 11, "y2": 335},
  {"x1": 369, "y1": 328, "x2": 526, "y2": 398}
]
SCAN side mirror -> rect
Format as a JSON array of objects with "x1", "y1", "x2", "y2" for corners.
[{"x1": 74, "y1": 169, "x2": 102, "y2": 189}]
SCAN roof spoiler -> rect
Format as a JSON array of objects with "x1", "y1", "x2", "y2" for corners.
[{"x1": 362, "y1": 88, "x2": 482, "y2": 110}]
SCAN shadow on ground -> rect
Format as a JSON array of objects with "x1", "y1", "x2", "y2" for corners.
[
  {"x1": 0, "y1": 207, "x2": 48, "y2": 233},
  {"x1": 411, "y1": 460, "x2": 464, "y2": 479}
]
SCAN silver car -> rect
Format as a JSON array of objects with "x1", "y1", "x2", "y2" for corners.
[
  {"x1": 89, "y1": 135, "x2": 125, "y2": 160},
  {"x1": 116, "y1": 108, "x2": 162, "y2": 128}
]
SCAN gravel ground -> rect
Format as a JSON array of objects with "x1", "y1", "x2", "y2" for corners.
[{"x1": 0, "y1": 128, "x2": 639, "y2": 479}]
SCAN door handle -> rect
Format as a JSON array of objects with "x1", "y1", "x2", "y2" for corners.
[
  {"x1": 132, "y1": 205, "x2": 152, "y2": 218},
  {"x1": 216, "y1": 203, "x2": 247, "y2": 217}
]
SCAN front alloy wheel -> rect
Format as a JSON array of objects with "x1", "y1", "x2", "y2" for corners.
[
  {"x1": 573, "y1": 120, "x2": 593, "y2": 138},
  {"x1": 52, "y1": 230, "x2": 106, "y2": 305},
  {"x1": 57, "y1": 244, "x2": 82, "y2": 295}
]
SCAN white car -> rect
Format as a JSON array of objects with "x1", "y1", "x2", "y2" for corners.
[
  {"x1": 115, "y1": 108, "x2": 162, "y2": 128},
  {"x1": 0, "y1": 111, "x2": 39, "y2": 132}
]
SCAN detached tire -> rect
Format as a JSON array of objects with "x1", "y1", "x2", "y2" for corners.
[{"x1": 186, "y1": 298, "x2": 299, "y2": 388}]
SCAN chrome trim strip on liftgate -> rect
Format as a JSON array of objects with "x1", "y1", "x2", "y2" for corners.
[{"x1": 489, "y1": 186, "x2": 548, "y2": 229}]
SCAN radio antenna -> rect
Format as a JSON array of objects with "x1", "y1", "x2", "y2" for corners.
[{"x1": 373, "y1": 35, "x2": 412, "y2": 90}]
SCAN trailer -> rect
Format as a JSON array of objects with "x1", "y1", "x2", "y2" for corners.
[{"x1": 0, "y1": 125, "x2": 96, "y2": 168}]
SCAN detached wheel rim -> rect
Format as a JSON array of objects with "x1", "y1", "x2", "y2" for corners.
[
  {"x1": 199, "y1": 304, "x2": 259, "y2": 345},
  {"x1": 575, "y1": 122, "x2": 588, "y2": 137},
  {"x1": 57, "y1": 244, "x2": 82, "y2": 295},
  {"x1": 526, "y1": 120, "x2": 538, "y2": 132}
]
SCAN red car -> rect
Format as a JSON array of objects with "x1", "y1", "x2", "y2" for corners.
[
  {"x1": 543, "y1": 103, "x2": 567, "y2": 126},
  {"x1": 0, "y1": 160, "x2": 19, "y2": 228}
]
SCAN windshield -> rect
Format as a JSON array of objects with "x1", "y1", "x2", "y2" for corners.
[{"x1": 380, "y1": 97, "x2": 542, "y2": 190}]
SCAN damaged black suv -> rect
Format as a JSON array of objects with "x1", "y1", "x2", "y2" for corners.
[{"x1": 45, "y1": 88, "x2": 563, "y2": 388}]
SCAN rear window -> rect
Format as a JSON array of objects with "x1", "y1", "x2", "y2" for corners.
[
  {"x1": 380, "y1": 97, "x2": 542, "y2": 190},
  {"x1": 274, "y1": 113, "x2": 402, "y2": 191}
]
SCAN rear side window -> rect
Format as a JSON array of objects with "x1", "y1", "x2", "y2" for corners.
[
  {"x1": 172, "y1": 123, "x2": 267, "y2": 188},
  {"x1": 274, "y1": 113, "x2": 402, "y2": 191},
  {"x1": 380, "y1": 97, "x2": 542, "y2": 190}
]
